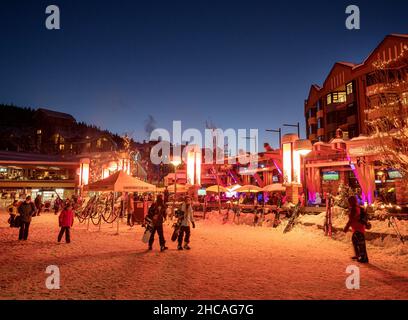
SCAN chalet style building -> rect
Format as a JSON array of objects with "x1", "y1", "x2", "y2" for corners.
[{"x1": 305, "y1": 34, "x2": 408, "y2": 143}]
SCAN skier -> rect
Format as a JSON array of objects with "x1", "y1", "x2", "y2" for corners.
[
  {"x1": 177, "y1": 196, "x2": 195, "y2": 250},
  {"x1": 58, "y1": 202, "x2": 74, "y2": 243},
  {"x1": 343, "y1": 195, "x2": 369, "y2": 263},
  {"x1": 146, "y1": 195, "x2": 168, "y2": 252}
]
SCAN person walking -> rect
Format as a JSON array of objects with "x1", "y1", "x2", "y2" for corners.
[
  {"x1": 343, "y1": 195, "x2": 369, "y2": 263},
  {"x1": 17, "y1": 196, "x2": 36, "y2": 241},
  {"x1": 146, "y1": 195, "x2": 168, "y2": 252},
  {"x1": 34, "y1": 194, "x2": 43, "y2": 216},
  {"x1": 58, "y1": 202, "x2": 74, "y2": 243},
  {"x1": 177, "y1": 196, "x2": 195, "y2": 250},
  {"x1": 126, "y1": 192, "x2": 135, "y2": 226}
]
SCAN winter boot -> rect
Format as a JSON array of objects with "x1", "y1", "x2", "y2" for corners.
[
  {"x1": 160, "y1": 246, "x2": 168, "y2": 252},
  {"x1": 177, "y1": 244, "x2": 183, "y2": 250},
  {"x1": 183, "y1": 243, "x2": 191, "y2": 250}
]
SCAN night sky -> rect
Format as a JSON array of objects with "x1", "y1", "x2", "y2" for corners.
[{"x1": 0, "y1": 0, "x2": 407, "y2": 149}]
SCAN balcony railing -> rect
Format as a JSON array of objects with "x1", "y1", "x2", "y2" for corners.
[{"x1": 366, "y1": 82, "x2": 408, "y2": 96}]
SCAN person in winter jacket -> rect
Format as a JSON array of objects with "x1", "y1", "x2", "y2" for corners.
[
  {"x1": 177, "y1": 196, "x2": 195, "y2": 250},
  {"x1": 146, "y1": 195, "x2": 167, "y2": 251},
  {"x1": 343, "y1": 195, "x2": 369, "y2": 263},
  {"x1": 126, "y1": 192, "x2": 135, "y2": 226},
  {"x1": 34, "y1": 195, "x2": 43, "y2": 216},
  {"x1": 58, "y1": 203, "x2": 74, "y2": 243},
  {"x1": 17, "y1": 196, "x2": 36, "y2": 240}
]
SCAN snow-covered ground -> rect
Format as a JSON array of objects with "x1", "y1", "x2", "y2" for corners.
[{"x1": 0, "y1": 208, "x2": 407, "y2": 300}]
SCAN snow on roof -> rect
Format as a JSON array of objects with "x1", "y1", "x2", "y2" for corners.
[
  {"x1": 337, "y1": 61, "x2": 356, "y2": 68},
  {"x1": 36, "y1": 108, "x2": 76, "y2": 122}
]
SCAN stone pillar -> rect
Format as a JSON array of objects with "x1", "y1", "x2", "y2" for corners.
[{"x1": 285, "y1": 184, "x2": 299, "y2": 204}]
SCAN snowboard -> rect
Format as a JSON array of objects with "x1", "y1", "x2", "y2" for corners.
[
  {"x1": 141, "y1": 216, "x2": 153, "y2": 243},
  {"x1": 283, "y1": 205, "x2": 300, "y2": 233},
  {"x1": 324, "y1": 197, "x2": 333, "y2": 237},
  {"x1": 171, "y1": 220, "x2": 182, "y2": 242},
  {"x1": 171, "y1": 210, "x2": 184, "y2": 242}
]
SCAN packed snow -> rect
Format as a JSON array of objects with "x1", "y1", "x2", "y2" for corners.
[{"x1": 0, "y1": 207, "x2": 407, "y2": 300}]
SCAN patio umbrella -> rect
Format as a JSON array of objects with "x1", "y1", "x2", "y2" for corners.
[
  {"x1": 206, "y1": 185, "x2": 228, "y2": 193},
  {"x1": 236, "y1": 185, "x2": 263, "y2": 193},
  {"x1": 85, "y1": 171, "x2": 156, "y2": 193},
  {"x1": 226, "y1": 184, "x2": 242, "y2": 192},
  {"x1": 262, "y1": 184, "x2": 286, "y2": 192}
]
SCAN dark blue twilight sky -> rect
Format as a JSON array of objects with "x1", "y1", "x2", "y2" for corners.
[{"x1": 0, "y1": 0, "x2": 407, "y2": 148}]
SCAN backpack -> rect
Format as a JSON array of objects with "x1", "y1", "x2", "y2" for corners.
[{"x1": 359, "y1": 206, "x2": 371, "y2": 229}]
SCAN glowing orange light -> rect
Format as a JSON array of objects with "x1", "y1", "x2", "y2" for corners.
[
  {"x1": 187, "y1": 150, "x2": 195, "y2": 185},
  {"x1": 195, "y1": 151, "x2": 201, "y2": 186},
  {"x1": 282, "y1": 143, "x2": 292, "y2": 183}
]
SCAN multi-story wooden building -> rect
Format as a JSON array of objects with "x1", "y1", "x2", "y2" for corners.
[{"x1": 305, "y1": 34, "x2": 408, "y2": 143}]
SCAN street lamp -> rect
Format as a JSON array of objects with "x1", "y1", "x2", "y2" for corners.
[
  {"x1": 283, "y1": 122, "x2": 300, "y2": 138},
  {"x1": 265, "y1": 128, "x2": 281, "y2": 149}
]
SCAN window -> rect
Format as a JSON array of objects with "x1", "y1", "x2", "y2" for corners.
[
  {"x1": 326, "y1": 94, "x2": 332, "y2": 105},
  {"x1": 332, "y1": 92, "x2": 346, "y2": 103},
  {"x1": 317, "y1": 99, "x2": 322, "y2": 111},
  {"x1": 346, "y1": 82, "x2": 353, "y2": 95},
  {"x1": 317, "y1": 118, "x2": 324, "y2": 129}
]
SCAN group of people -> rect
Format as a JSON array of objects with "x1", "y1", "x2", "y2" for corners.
[
  {"x1": 144, "y1": 195, "x2": 195, "y2": 252},
  {"x1": 7, "y1": 195, "x2": 75, "y2": 243}
]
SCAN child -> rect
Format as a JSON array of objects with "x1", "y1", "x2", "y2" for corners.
[{"x1": 58, "y1": 203, "x2": 74, "y2": 243}]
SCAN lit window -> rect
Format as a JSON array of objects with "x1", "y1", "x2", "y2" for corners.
[
  {"x1": 332, "y1": 92, "x2": 346, "y2": 103},
  {"x1": 346, "y1": 82, "x2": 353, "y2": 95},
  {"x1": 326, "y1": 94, "x2": 332, "y2": 105},
  {"x1": 59, "y1": 144, "x2": 65, "y2": 151}
]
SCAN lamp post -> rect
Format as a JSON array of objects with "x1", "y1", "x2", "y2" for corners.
[
  {"x1": 265, "y1": 128, "x2": 281, "y2": 149},
  {"x1": 283, "y1": 122, "x2": 300, "y2": 138},
  {"x1": 171, "y1": 158, "x2": 181, "y2": 214}
]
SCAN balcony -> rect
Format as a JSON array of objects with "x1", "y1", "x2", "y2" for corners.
[
  {"x1": 366, "y1": 82, "x2": 408, "y2": 97},
  {"x1": 308, "y1": 133, "x2": 317, "y2": 141},
  {"x1": 308, "y1": 117, "x2": 317, "y2": 126}
]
